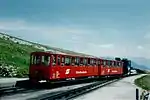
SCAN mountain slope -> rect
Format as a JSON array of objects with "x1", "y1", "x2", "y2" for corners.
[
  {"x1": 102, "y1": 56, "x2": 150, "y2": 70},
  {"x1": 0, "y1": 32, "x2": 149, "y2": 77},
  {"x1": 131, "y1": 61, "x2": 150, "y2": 70},
  {"x1": 0, "y1": 32, "x2": 92, "y2": 57},
  {"x1": 130, "y1": 57, "x2": 150, "y2": 69},
  {"x1": 0, "y1": 32, "x2": 93, "y2": 77}
]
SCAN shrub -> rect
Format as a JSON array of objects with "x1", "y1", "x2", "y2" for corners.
[{"x1": 0, "y1": 63, "x2": 18, "y2": 77}]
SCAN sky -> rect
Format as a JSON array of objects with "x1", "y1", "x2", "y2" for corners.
[{"x1": 0, "y1": 0, "x2": 150, "y2": 58}]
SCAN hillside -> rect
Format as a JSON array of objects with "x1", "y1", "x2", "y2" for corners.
[
  {"x1": 130, "y1": 57, "x2": 150, "y2": 69},
  {"x1": 0, "y1": 32, "x2": 93, "y2": 77},
  {"x1": 0, "y1": 34, "x2": 44, "y2": 77},
  {"x1": 0, "y1": 33, "x2": 92, "y2": 57},
  {"x1": 0, "y1": 32, "x2": 149, "y2": 77}
]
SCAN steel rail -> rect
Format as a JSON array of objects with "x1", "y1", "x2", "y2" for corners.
[{"x1": 34, "y1": 78, "x2": 120, "y2": 100}]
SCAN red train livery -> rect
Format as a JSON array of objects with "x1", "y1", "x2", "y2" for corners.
[{"x1": 29, "y1": 51, "x2": 123, "y2": 82}]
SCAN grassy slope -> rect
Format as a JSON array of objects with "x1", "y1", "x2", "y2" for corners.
[
  {"x1": 134, "y1": 75, "x2": 150, "y2": 90},
  {"x1": 0, "y1": 36, "x2": 44, "y2": 77},
  {"x1": 0, "y1": 33, "x2": 92, "y2": 57},
  {"x1": 0, "y1": 32, "x2": 92, "y2": 77},
  {"x1": 0, "y1": 37, "x2": 43, "y2": 68}
]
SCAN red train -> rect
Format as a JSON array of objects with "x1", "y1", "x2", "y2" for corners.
[{"x1": 29, "y1": 51, "x2": 130, "y2": 83}]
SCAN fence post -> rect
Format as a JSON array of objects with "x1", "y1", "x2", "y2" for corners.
[{"x1": 136, "y1": 88, "x2": 139, "y2": 100}]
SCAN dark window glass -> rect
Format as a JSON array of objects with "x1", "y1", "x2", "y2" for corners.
[
  {"x1": 31, "y1": 54, "x2": 50, "y2": 67},
  {"x1": 52, "y1": 55, "x2": 56, "y2": 66},
  {"x1": 41, "y1": 55, "x2": 50, "y2": 66},
  {"x1": 57, "y1": 56, "x2": 60, "y2": 65},
  {"x1": 61, "y1": 56, "x2": 65, "y2": 66},
  {"x1": 83, "y1": 58, "x2": 87, "y2": 65},
  {"x1": 103, "y1": 61, "x2": 106, "y2": 66},
  {"x1": 34, "y1": 55, "x2": 41, "y2": 65},
  {"x1": 75, "y1": 57, "x2": 80, "y2": 66},
  {"x1": 65, "y1": 56, "x2": 71, "y2": 66}
]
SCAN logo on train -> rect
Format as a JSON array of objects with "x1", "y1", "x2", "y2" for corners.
[
  {"x1": 101, "y1": 70, "x2": 105, "y2": 75},
  {"x1": 107, "y1": 69, "x2": 110, "y2": 72},
  {"x1": 65, "y1": 69, "x2": 71, "y2": 74}
]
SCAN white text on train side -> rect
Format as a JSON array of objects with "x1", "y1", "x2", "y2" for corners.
[
  {"x1": 76, "y1": 71, "x2": 87, "y2": 74},
  {"x1": 112, "y1": 70, "x2": 117, "y2": 72}
]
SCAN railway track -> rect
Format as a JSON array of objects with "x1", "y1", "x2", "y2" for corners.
[
  {"x1": 0, "y1": 74, "x2": 138, "y2": 100},
  {"x1": 29, "y1": 78, "x2": 120, "y2": 100},
  {"x1": 0, "y1": 86, "x2": 42, "y2": 97},
  {"x1": 0, "y1": 80, "x2": 99, "y2": 100}
]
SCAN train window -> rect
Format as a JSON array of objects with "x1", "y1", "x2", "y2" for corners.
[
  {"x1": 83, "y1": 58, "x2": 88, "y2": 65},
  {"x1": 114, "y1": 61, "x2": 119, "y2": 67},
  {"x1": 61, "y1": 56, "x2": 65, "y2": 66},
  {"x1": 110, "y1": 61, "x2": 112, "y2": 66},
  {"x1": 57, "y1": 55, "x2": 60, "y2": 65},
  {"x1": 93, "y1": 59, "x2": 96, "y2": 66},
  {"x1": 109, "y1": 61, "x2": 112, "y2": 66},
  {"x1": 115, "y1": 62, "x2": 117, "y2": 66},
  {"x1": 112, "y1": 61, "x2": 114, "y2": 66},
  {"x1": 93, "y1": 59, "x2": 95, "y2": 65},
  {"x1": 118, "y1": 62, "x2": 121, "y2": 66},
  {"x1": 80, "y1": 58, "x2": 84, "y2": 66},
  {"x1": 71, "y1": 57, "x2": 75, "y2": 66},
  {"x1": 41, "y1": 55, "x2": 50, "y2": 66},
  {"x1": 90, "y1": 59, "x2": 94, "y2": 66},
  {"x1": 93, "y1": 59, "x2": 96, "y2": 64},
  {"x1": 52, "y1": 55, "x2": 56, "y2": 66},
  {"x1": 75, "y1": 57, "x2": 80, "y2": 66},
  {"x1": 100, "y1": 60, "x2": 103, "y2": 65},
  {"x1": 33, "y1": 55, "x2": 41, "y2": 65},
  {"x1": 95, "y1": 59, "x2": 98, "y2": 66},
  {"x1": 65, "y1": 56, "x2": 71, "y2": 66},
  {"x1": 103, "y1": 60, "x2": 106, "y2": 66},
  {"x1": 98, "y1": 60, "x2": 101, "y2": 66},
  {"x1": 114, "y1": 61, "x2": 117, "y2": 67},
  {"x1": 117, "y1": 62, "x2": 119, "y2": 66},
  {"x1": 120, "y1": 62, "x2": 122, "y2": 66},
  {"x1": 87, "y1": 58, "x2": 90, "y2": 66},
  {"x1": 107, "y1": 60, "x2": 110, "y2": 66}
]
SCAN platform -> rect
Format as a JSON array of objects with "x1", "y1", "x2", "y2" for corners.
[
  {"x1": 0, "y1": 78, "x2": 28, "y2": 88},
  {"x1": 74, "y1": 74, "x2": 146, "y2": 100}
]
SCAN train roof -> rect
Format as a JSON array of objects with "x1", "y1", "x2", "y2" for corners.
[{"x1": 31, "y1": 51, "x2": 123, "y2": 62}]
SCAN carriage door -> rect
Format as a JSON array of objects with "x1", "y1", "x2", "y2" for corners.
[{"x1": 97, "y1": 59, "x2": 101, "y2": 76}]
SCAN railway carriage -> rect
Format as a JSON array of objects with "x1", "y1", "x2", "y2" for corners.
[{"x1": 29, "y1": 51, "x2": 124, "y2": 83}]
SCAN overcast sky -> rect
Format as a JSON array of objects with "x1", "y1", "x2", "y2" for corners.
[{"x1": 0, "y1": 0, "x2": 150, "y2": 58}]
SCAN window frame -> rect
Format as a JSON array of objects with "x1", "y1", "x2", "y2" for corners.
[
  {"x1": 83, "y1": 57, "x2": 88, "y2": 66},
  {"x1": 61, "y1": 55, "x2": 65, "y2": 66},
  {"x1": 75, "y1": 56, "x2": 80, "y2": 66},
  {"x1": 41, "y1": 55, "x2": 51, "y2": 67},
  {"x1": 98, "y1": 59, "x2": 101, "y2": 66},
  {"x1": 51, "y1": 54, "x2": 57, "y2": 66},
  {"x1": 111, "y1": 61, "x2": 114, "y2": 66},
  {"x1": 30, "y1": 53, "x2": 52, "y2": 67},
  {"x1": 57, "y1": 55, "x2": 61, "y2": 66},
  {"x1": 65, "y1": 56, "x2": 71, "y2": 66},
  {"x1": 71, "y1": 56, "x2": 75, "y2": 66}
]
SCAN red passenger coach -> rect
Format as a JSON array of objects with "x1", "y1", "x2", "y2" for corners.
[
  {"x1": 99, "y1": 59, "x2": 123, "y2": 76},
  {"x1": 29, "y1": 51, "x2": 123, "y2": 83}
]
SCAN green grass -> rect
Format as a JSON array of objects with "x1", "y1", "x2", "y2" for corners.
[
  {"x1": 0, "y1": 37, "x2": 43, "y2": 67},
  {"x1": 0, "y1": 33, "x2": 91, "y2": 77},
  {"x1": 0, "y1": 36, "x2": 43, "y2": 77},
  {"x1": 134, "y1": 75, "x2": 150, "y2": 90},
  {"x1": 0, "y1": 33, "x2": 91, "y2": 57}
]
